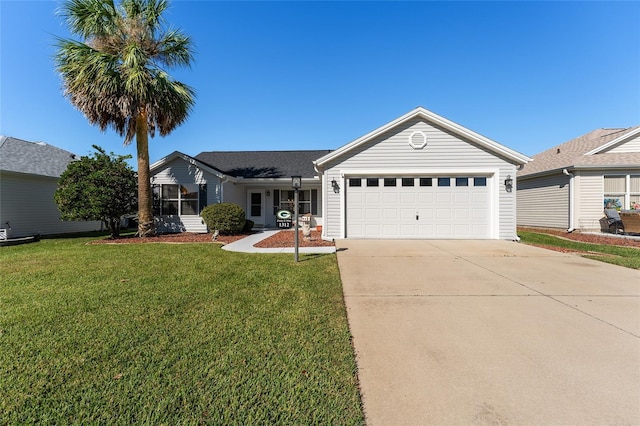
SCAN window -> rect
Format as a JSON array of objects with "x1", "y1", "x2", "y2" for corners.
[
  {"x1": 250, "y1": 192, "x2": 262, "y2": 217},
  {"x1": 402, "y1": 178, "x2": 415, "y2": 187},
  {"x1": 153, "y1": 184, "x2": 200, "y2": 216},
  {"x1": 456, "y1": 177, "x2": 469, "y2": 187},
  {"x1": 384, "y1": 178, "x2": 396, "y2": 187},
  {"x1": 474, "y1": 177, "x2": 487, "y2": 187},
  {"x1": 438, "y1": 178, "x2": 451, "y2": 187},
  {"x1": 367, "y1": 178, "x2": 379, "y2": 187},
  {"x1": 349, "y1": 178, "x2": 362, "y2": 187},
  {"x1": 605, "y1": 175, "x2": 640, "y2": 210},
  {"x1": 419, "y1": 178, "x2": 432, "y2": 187},
  {"x1": 277, "y1": 190, "x2": 314, "y2": 214}
]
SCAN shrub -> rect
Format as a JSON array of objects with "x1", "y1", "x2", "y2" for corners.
[
  {"x1": 201, "y1": 203, "x2": 246, "y2": 235},
  {"x1": 242, "y1": 219, "x2": 255, "y2": 233}
]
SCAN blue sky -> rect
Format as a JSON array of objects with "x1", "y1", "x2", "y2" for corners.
[{"x1": 1, "y1": 1, "x2": 639, "y2": 167}]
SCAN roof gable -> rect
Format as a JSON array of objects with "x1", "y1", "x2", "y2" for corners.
[
  {"x1": 150, "y1": 151, "x2": 227, "y2": 178},
  {"x1": 584, "y1": 127, "x2": 640, "y2": 155},
  {"x1": 195, "y1": 150, "x2": 331, "y2": 179},
  {"x1": 518, "y1": 126, "x2": 640, "y2": 178},
  {"x1": 313, "y1": 107, "x2": 532, "y2": 168},
  {"x1": 0, "y1": 136, "x2": 78, "y2": 178}
]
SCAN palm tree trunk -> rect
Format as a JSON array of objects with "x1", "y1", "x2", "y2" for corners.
[{"x1": 136, "y1": 110, "x2": 156, "y2": 237}]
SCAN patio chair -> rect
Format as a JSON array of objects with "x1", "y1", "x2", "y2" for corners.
[{"x1": 604, "y1": 209, "x2": 625, "y2": 234}]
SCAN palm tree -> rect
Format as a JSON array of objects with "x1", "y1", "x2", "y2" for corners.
[{"x1": 54, "y1": 0, "x2": 195, "y2": 237}]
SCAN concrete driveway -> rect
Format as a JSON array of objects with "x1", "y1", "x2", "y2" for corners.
[{"x1": 336, "y1": 240, "x2": 640, "y2": 425}]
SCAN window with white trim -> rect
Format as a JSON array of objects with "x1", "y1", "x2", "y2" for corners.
[
  {"x1": 604, "y1": 175, "x2": 640, "y2": 210},
  {"x1": 276, "y1": 190, "x2": 315, "y2": 215},
  {"x1": 153, "y1": 184, "x2": 200, "y2": 215}
]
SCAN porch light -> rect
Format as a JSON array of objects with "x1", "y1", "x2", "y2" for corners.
[
  {"x1": 291, "y1": 176, "x2": 302, "y2": 189},
  {"x1": 504, "y1": 175, "x2": 513, "y2": 193},
  {"x1": 331, "y1": 178, "x2": 340, "y2": 193}
]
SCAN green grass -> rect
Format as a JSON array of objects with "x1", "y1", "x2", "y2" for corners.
[
  {"x1": 518, "y1": 230, "x2": 640, "y2": 269},
  {"x1": 0, "y1": 237, "x2": 364, "y2": 425}
]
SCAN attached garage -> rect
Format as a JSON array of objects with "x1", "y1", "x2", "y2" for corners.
[{"x1": 313, "y1": 107, "x2": 531, "y2": 240}]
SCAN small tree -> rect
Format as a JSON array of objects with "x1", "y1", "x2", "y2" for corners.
[{"x1": 55, "y1": 145, "x2": 137, "y2": 238}]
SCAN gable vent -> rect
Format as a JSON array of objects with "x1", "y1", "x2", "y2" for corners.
[{"x1": 409, "y1": 131, "x2": 428, "y2": 149}]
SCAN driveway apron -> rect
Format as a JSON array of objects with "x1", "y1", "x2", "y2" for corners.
[{"x1": 336, "y1": 240, "x2": 640, "y2": 425}]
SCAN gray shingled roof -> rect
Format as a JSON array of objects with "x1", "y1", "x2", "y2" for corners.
[
  {"x1": 0, "y1": 136, "x2": 79, "y2": 178},
  {"x1": 518, "y1": 126, "x2": 640, "y2": 178},
  {"x1": 195, "y1": 150, "x2": 332, "y2": 179}
]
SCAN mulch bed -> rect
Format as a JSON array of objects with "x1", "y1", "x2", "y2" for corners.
[
  {"x1": 90, "y1": 229, "x2": 334, "y2": 248},
  {"x1": 253, "y1": 230, "x2": 334, "y2": 248},
  {"x1": 90, "y1": 232, "x2": 252, "y2": 245}
]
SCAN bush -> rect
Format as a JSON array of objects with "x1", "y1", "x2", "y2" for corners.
[
  {"x1": 201, "y1": 203, "x2": 246, "y2": 235},
  {"x1": 242, "y1": 219, "x2": 255, "y2": 233}
]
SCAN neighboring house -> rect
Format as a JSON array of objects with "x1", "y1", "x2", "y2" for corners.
[
  {"x1": 150, "y1": 107, "x2": 532, "y2": 239},
  {"x1": 517, "y1": 127, "x2": 640, "y2": 232},
  {"x1": 0, "y1": 136, "x2": 101, "y2": 238}
]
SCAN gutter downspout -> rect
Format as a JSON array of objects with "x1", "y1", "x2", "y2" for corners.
[{"x1": 562, "y1": 169, "x2": 575, "y2": 232}]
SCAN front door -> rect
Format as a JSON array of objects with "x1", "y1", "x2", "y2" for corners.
[{"x1": 247, "y1": 190, "x2": 265, "y2": 226}]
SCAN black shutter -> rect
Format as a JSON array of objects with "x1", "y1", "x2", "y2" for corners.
[
  {"x1": 199, "y1": 184, "x2": 207, "y2": 213},
  {"x1": 311, "y1": 189, "x2": 318, "y2": 215},
  {"x1": 273, "y1": 189, "x2": 280, "y2": 215}
]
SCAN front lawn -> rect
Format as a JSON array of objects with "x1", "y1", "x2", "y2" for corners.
[
  {"x1": 518, "y1": 230, "x2": 640, "y2": 269},
  {"x1": 0, "y1": 237, "x2": 364, "y2": 424}
]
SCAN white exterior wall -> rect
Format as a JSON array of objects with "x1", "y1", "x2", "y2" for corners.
[
  {"x1": 516, "y1": 174, "x2": 569, "y2": 229},
  {"x1": 0, "y1": 171, "x2": 101, "y2": 238},
  {"x1": 221, "y1": 181, "x2": 245, "y2": 207},
  {"x1": 150, "y1": 157, "x2": 222, "y2": 233},
  {"x1": 322, "y1": 118, "x2": 520, "y2": 240}
]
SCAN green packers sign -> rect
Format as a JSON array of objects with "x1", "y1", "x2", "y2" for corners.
[{"x1": 276, "y1": 210, "x2": 292, "y2": 228}]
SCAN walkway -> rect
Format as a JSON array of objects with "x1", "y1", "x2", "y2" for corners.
[{"x1": 221, "y1": 229, "x2": 336, "y2": 254}]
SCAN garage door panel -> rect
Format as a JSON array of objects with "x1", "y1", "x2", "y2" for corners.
[
  {"x1": 454, "y1": 192, "x2": 471, "y2": 204},
  {"x1": 435, "y1": 208, "x2": 451, "y2": 220},
  {"x1": 364, "y1": 208, "x2": 380, "y2": 220},
  {"x1": 346, "y1": 175, "x2": 491, "y2": 239},
  {"x1": 382, "y1": 223, "x2": 399, "y2": 236},
  {"x1": 401, "y1": 193, "x2": 417, "y2": 203},
  {"x1": 365, "y1": 193, "x2": 381, "y2": 203},
  {"x1": 436, "y1": 193, "x2": 451, "y2": 204},
  {"x1": 382, "y1": 208, "x2": 398, "y2": 220},
  {"x1": 382, "y1": 192, "x2": 398, "y2": 203}
]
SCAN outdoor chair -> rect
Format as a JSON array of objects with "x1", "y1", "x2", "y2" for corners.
[{"x1": 604, "y1": 209, "x2": 624, "y2": 234}]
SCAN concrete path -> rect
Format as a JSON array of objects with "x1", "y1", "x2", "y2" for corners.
[
  {"x1": 222, "y1": 229, "x2": 336, "y2": 254},
  {"x1": 336, "y1": 240, "x2": 640, "y2": 425}
]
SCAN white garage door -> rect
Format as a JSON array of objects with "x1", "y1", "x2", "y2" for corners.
[{"x1": 346, "y1": 176, "x2": 490, "y2": 239}]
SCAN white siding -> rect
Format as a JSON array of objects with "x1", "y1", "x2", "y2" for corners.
[
  {"x1": 323, "y1": 118, "x2": 520, "y2": 240},
  {"x1": 150, "y1": 157, "x2": 222, "y2": 233},
  {"x1": 516, "y1": 174, "x2": 569, "y2": 229},
  {"x1": 574, "y1": 171, "x2": 605, "y2": 232},
  {"x1": 0, "y1": 171, "x2": 101, "y2": 238},
  {"x1": 152, "y1": 157, "x2": 211, "y2": 185},
  {"x1": 606, "y1": 135, "x2": 640, "y2": 153},
  {"x1": 221, "y1": 181, "x2": 245, "y2": 207}
]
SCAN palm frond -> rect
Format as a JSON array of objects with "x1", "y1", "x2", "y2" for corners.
[{"x1": 59, "y1": 0, "x2": 118, "y2": 38}]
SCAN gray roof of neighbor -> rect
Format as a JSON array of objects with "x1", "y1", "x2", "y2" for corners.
[
  {"x1": 518, "y1": 126, "x2": 640, "y2": 178},
  {"x1": 195, "y1": 150, "x2": 332, "y2": 178},
  {"x1": 0, "y1": 136, "x2": 79, "y2": 178}
]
